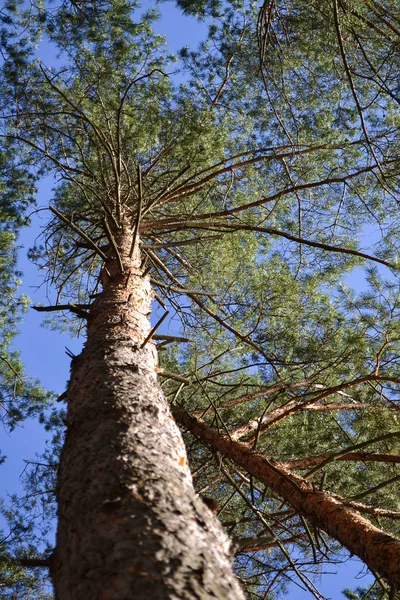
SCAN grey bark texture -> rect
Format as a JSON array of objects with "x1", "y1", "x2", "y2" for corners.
[{"x1": 51, "y1": 230, "x2": 245, "y2": 600}]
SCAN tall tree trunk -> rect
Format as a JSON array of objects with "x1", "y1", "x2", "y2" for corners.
[{"x1": 51, "y1": 227, "x2": 245, "y2": 600}]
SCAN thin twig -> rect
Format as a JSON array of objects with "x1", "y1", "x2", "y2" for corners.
[
  {"x1": 129, "y1": 165, "x2": 143, "y2": 257},
  {"x1": 140, "y1": 311, "x2": 169, "y2": 349},
  {"x1": 103, "y1": 217, "x2": 124, "y2": 274},
  {"x1": 49, "y1": 206, "x2": 107, "y2": 261},
  {"x1": 156, "y1": 369, "x2": 191, "y2": 385}
]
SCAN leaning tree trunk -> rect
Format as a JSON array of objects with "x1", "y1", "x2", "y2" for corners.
[
  {"x1": 50, "y1": 226, "x2": 245, "y2": 600},
  {"x1": 173, "y1": 409, "x2": 400, "y2": 586}
]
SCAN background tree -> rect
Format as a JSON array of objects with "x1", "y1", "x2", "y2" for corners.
[
  {"x1": 0, "y1": 0, "x2": 400, "y2": 598},
  {"x1": 0, "y1": 102, "x2": 53, "y2": 600}
]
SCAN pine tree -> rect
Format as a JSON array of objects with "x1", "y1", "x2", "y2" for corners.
[
  {"x1": 0, "y1": 98, "x2": 53, "y2": 600},
  {"x1": 1, "y1": 0, "x2": 399, "y2": 598}
]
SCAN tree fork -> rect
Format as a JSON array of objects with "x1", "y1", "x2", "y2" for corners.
[
  {"x1": 51, "y1": 226, "x2": 245, "y2": 600},
  {"x1": 173, "y1": 407, "x2": 400, "y2": 587}
]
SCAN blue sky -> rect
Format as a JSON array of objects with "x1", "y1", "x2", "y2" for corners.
[{"x1": 0, "y1": 2, "x2": 378, "y2": 598}]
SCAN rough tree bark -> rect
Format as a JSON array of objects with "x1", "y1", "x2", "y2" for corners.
[
  {"x1": 50, "y1": 225, "x2": 245, "y2": 600},
  {"x1": 173, "y1": 408, "x2": 400, "y2": 587}
]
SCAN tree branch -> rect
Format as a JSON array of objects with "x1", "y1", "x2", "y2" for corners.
[{"x1": 173, "y1": 406, "x2": 400, "y2": 586}]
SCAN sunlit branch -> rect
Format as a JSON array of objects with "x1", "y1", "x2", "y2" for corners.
[{"x1": 173, "y1": 406, "x2": 400, "y2": 587}]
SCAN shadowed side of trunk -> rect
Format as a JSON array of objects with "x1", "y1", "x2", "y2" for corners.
[{"x1": 51, "y1": 229, "x2": 245, "y2": 600}]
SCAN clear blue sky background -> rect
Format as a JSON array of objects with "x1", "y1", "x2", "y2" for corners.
[{"x1": 0, "y1": 2, "x2": 376, "y2": 597}]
